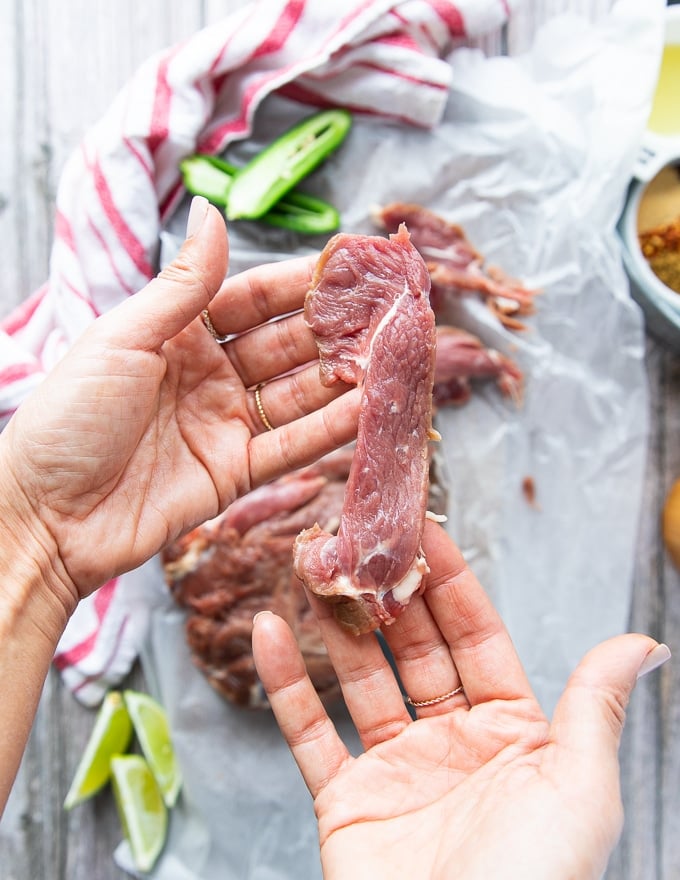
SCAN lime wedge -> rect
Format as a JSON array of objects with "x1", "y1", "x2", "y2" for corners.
[
  {"x1": 111, "y1": 754, "x2": 168, "y2": 873},
  {"x1": 123, "y1": 690, "x2": 182, "y2": 808},
  {"x1": 63, "y1": 690, "x2": 133, "y2": 810}
]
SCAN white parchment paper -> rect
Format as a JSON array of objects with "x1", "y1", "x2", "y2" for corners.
[{"x1": 117, "y1": 2, "x2": 665, "y2": 876}]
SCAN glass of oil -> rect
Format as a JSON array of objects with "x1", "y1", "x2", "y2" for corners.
[
  {"x1": 647, "y1": 40, "x2": 680, "y2": 136},
  {"x1": 634, "y1": 6, "x2": 680, "y2": 182}
]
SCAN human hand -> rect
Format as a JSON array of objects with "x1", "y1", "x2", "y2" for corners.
[
  {"x1": 0, "y1": 197, "x2": 359, "y2": 609},
  {"x1": 252, "y1": 521, "x2": 670, "y2": 880}
]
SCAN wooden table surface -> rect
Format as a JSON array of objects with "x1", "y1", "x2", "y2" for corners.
[{"x1": 1, "y1": 2, "x2": 679, "y2": 878}]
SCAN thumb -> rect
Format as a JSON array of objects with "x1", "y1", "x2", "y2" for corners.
[
  {"x1": 551, "y1": 635, "x2": 670, "y2": 771},
  {"x1": 100, "y1": 196, "x2": 229, "y2": 350}
]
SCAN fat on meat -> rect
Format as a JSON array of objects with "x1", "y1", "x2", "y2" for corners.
[{"x1": 293, "y1": 225, "x2": 437, "y2": 636}]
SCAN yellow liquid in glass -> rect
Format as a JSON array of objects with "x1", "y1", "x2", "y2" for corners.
[{"x1": 648, "y1": 43, "x2": 680, "y2": 135}]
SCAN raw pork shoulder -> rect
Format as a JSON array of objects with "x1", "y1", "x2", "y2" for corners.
[
  {"x1": 161, "y1": 449, "x2": 354, "y2": 708},
  {"x1": 294, "y1": 225, "x2": 437, "y2": 635}
]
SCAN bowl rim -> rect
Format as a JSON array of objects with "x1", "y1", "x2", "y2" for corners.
[{"x1": 620, "y1": 163, "x2": 680, "y2": 313}]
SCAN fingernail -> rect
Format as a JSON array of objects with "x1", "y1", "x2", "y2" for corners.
[
  {"x1": 253, "y1": 610, "x2": 274, "y2": 624},
  {"x1": 186, "y1": 195, "x2": 209, "y2": 239},
  {"x1": 637, "y1": 643, "x2": 671, "y2": 679}
]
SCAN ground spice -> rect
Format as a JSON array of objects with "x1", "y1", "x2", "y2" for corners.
[
  {"x1": 639, "y1": 216, "x2": 680, "y2": 294},
  {"x1": 637, "y1": 164, "x2": 680, "y2": 295}
]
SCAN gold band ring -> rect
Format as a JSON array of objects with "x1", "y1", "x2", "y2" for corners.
[
  {"x1": 254, "y1": 383, "x2": 275, "y2": 432},
  {"x1": 201, "y1": 309, "x2": 231, "y2": 344},
  {"x1": 405, "y1": 684, "x2": 465, "y2": 708}
]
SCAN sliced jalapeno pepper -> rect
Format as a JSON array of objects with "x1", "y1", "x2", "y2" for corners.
[
  {"x1": 180, "y1": 155, "x2": 236, "y2": 207},
  {"x1": 180, "y1": 154, "x2": 341, "y2": 234},
  {"x1": 257, "y1": 190, "x2": 340, "y2": 234},
  {"x1": 224, "y1": 109, "x2": 351, "y2": 221}
]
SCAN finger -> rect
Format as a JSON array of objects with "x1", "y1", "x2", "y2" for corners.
[
  {"x1": 420, "y1": 521, "x2": 535, "y2": 706},
  {"x1": 248, "y1": 387, "x2": 361, "y2": 487},
  {"x1": 246, "y1": 363, "x2": 352, "y2": 434},
  {"x1": 303, "y1": 591, "x2": 412, "y2": 749},
  {"x1": 97, "y1": 199, "x2": 228, "y2": 350},
  {"x1": 225, "y1": 312, "x2": 319, "y2": 388},
  {"x1": 251, "y1": 611, "x2": 351, "y2": 799},
  {"x1": 206, "y1": 255, "x2": 316, "y2": 337},
  {"x1": 551, "y1": 636, "x2": 670, "y2": 778},
  {"x1": 380, "y1": 590, "x2": 465, "y2": 716}
]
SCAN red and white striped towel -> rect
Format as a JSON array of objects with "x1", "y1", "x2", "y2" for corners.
[{"x1": 0, "y1": 0, "x2": 516, "y2": 706}]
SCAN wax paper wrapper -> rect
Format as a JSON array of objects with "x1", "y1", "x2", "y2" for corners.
[{"x1": 115, "y1": 2, "x2": 664, "y2": 877}]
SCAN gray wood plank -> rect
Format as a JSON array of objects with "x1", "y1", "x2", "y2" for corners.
[
  {"x1": 658, "y1": 348, "x2": 680, "y2": 880},
  {"x1": 0, "y1": 0, "x2": 53, "y2": 317},
  {"x1": 606, "y1": 339, "x2": 667, "y2": 880}
]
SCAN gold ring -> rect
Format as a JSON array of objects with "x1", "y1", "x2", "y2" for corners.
[
  {"x1": 201, "y1": 308, "x2": 231, "y2": 344},
  {"x1": 405, "y1": 684, "x2": 465, "y2": 708},
  {"x1": 254, "y1": 382, "x2": 275, "y2": 432}
]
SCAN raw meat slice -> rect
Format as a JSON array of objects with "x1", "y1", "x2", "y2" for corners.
[
  {"x1": 434, "y1": 326, "x2": 523, "y2": 406},
  {"x1": 293, "y1": 225, "x2": 437, "y2": 635},
  {"x1": 375, "y1": 202, "x2": 538, "y2": 330}
]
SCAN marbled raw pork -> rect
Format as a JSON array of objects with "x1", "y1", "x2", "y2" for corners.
[{"x1": 293, "y1": 225, "x2": 437, "y2": 635}]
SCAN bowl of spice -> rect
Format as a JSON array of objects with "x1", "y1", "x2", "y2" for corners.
[
  {"x1": 620, "y1": 162, "x2": 680, "y2": 349},
  {"x1": 637, "y1": 164, "x2": 680, "y2": 300},
  {"x1": 619, "y1": 5, "x2": 680, "y2": 349}
]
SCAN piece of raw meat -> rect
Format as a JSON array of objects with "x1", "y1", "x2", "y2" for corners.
[
  {"x1": 161, "y1": 445, "x2": 448, "y2": 708},
  {"x1": 293, "y1": 225, "x2": 437, "y2": 636},
  {"x1": 161, "y1": 449, "x2": 354, "y2": 708},
  {"x1": 434, "y1": 326, "x2": 523, "y2": 406},
  {"x1": 375, "y1": 201, "x2": 538, "y2": 330}
]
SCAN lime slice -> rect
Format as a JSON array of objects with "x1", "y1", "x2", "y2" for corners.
[
  {"x1": 63, "y1": 690, "x2": 133, "y2": 810},
  {"x1": 110, "y1": 754, "x2": 168, "y2": 873},
  {"x1": 123, "y1": 690, "x2": 182, "y2": 808}
]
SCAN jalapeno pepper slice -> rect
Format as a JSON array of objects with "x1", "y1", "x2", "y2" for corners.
[
  {"x1": 224, "y1": 109, "x2": 351, "y2": 221},
  {"x1": 258, "y1": 191, "x2": 340, "y2": 235},
  {"x1": 180, "y1": 155, "x2": 236, "y2": 207}
]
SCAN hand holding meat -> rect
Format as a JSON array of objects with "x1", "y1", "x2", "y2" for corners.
[
  {"x1": 0, "y1": 197, "x2": 359, "y2": 610},
  {"x1": 253, "y1": 521, "x2": 670, "y2": 880},
  {"x1": 0, "y1": 196, "x2": 362, "y2": 814}
]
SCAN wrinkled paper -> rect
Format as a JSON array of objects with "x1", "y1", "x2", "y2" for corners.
[{"x1": 117, "y1": 2, "x2": 664, "y2": 876}]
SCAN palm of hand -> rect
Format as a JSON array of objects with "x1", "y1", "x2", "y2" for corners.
[
  {"x1": 316, "y1": 698, "x2": 563, "y2": 879},
  {"x1": 6, "y1": 318, "x2": 251, "y2": 594},
  {"x1": 252, "y1": 519, "x2": 644, "y2": 880}
]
